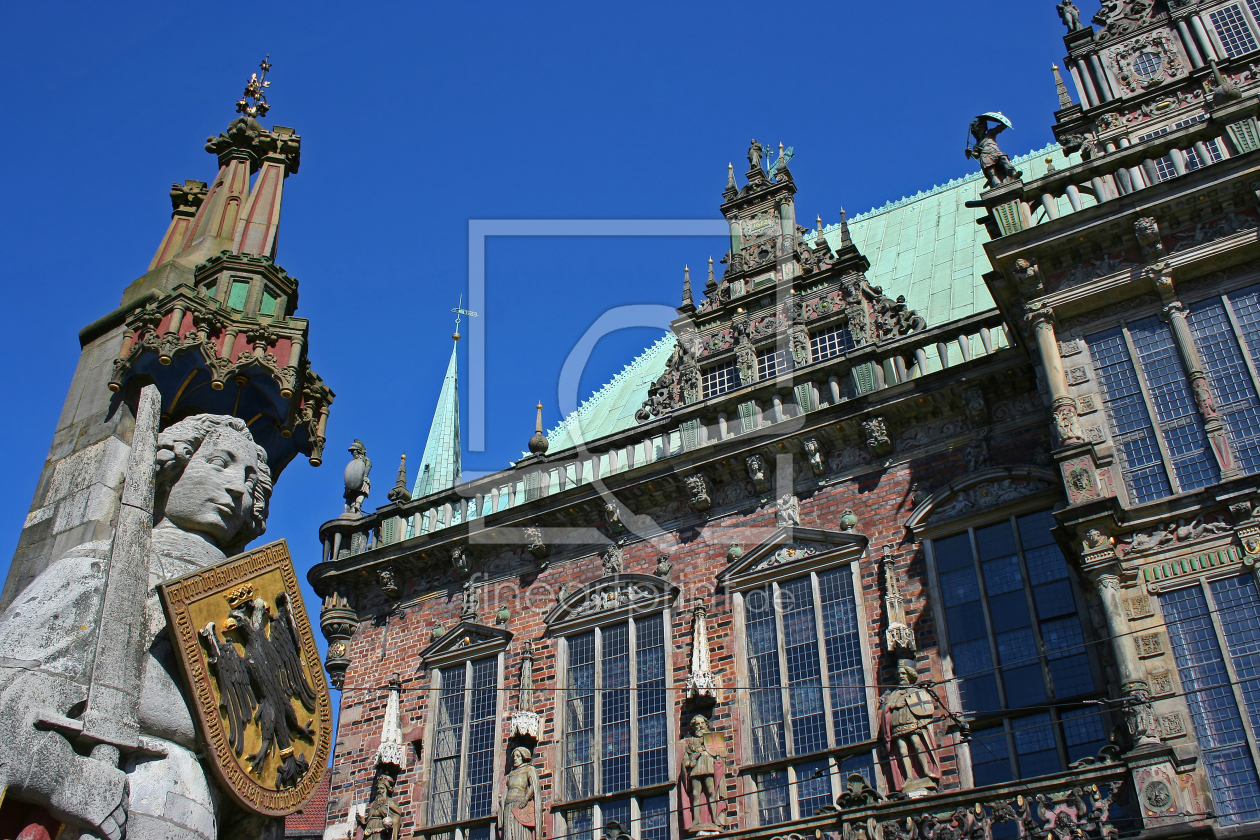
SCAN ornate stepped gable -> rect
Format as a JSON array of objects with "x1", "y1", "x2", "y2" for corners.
[{"x1": 636, "y1": 151, "x2": 925, "y2": 423}]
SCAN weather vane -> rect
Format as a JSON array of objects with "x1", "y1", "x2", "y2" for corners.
[
  {"x1": 452, "y1": 295, "x2": 478, "y2": 341},
  {"x1": 236, "y1": 55, "x2": 273, "y2": 119}
]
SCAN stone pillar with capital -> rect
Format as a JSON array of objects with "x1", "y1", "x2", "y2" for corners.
[
  {"x1": 1025, "y1": 305, "x2": 1084, "y2": 448},
  {"x1": 1089, "y1": 564, "x2": 1160, "y2": 748}
]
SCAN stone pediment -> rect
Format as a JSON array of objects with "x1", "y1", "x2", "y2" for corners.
[
  {"x1": 717, "y1": 526, "x2": 868, "y2": 589},
  {"x1": 544, "y1": 573, "x2": 679, "y2": 633},
  {"x1": 419, "y1": 621, "x2": 512, "y2": 670},
  {"x1": 904, "y1": 466, "x2": 1059, "y2": 538}
]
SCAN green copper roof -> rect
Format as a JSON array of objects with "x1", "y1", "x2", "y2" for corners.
[
  {"x1": 546, "y1": 144, "x2": 1078, "y2": 452},
  {"x1": 414, "y1": 342, "x2": 462, "y2": 496}
]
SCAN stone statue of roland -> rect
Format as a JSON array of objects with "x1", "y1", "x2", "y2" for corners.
[{"x1": 0, "y1": 411, "x2": 280, "y2": 840}]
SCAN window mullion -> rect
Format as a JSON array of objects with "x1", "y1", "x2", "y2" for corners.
[
  {"x1": 809, "y1": 571, "x2": 837, "y2": 750},
  {"x1": 457, "y1": 661, "x2": 474, "y2": 821},
  {"x1": 594, "y1": 627, "x2": 604, "y2": 797},
  {"x1": 772, "y1": 582, "x2": 795, "y2": 757},
  {"x1": 787, "y1": 765, "x2": 800, "y2": 822},
  {"x1": 1123, "y1": 323, "x2": 1183, "y2": 492},
  {"x1": 1203, "y1": 583, "x2": 1260, "y2": 774},
  {"x1": 968, "y1": 528, "x2": 1007, "y2": 712},
  {"x1": 1222, "y1": 293, "x2": 1260, "y2": 411},
  {"x1": 629, "y1": 618, "x2": 640, "y2": 789}
]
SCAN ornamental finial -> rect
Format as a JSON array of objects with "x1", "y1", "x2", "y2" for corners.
[{"x1": 236, "y1": 56, "x2": 273, "y2": 119}]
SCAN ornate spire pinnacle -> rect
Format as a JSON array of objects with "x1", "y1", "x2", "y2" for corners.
[
  {"x1": 1051, "y1": 64, "x2": 1073, "y2": 109},
  {"x1": 840, "y1": 207, "x2": 852, "y2": 246},
  {"x1": 374, "y1": 674, "x2": 406, "y2": 770},
  {"x1": 528, "y1": 402, "x2": 549, "y2": 455},
  {"x1": 707, "y1": 255, "x2": 715, "y2": 285},
  {"x1": 387, "y1": 453, "x2": 412, "y2": 503},
  {"x1": 680, "y1": 264, "x2": 695, "y2": 314},
  {"x1": 685, "y1": 603, "x2": 718, "y2": 700},
  {"x1": 727, "y1": 163, "x2": 735, "y2": 190},
  {"x1": 511, "y1": 640, "x2": 543, "y2": 739},
  {"x1": 452, "y1": 296, "x2": 477, "y2": 342},
  {"x1": 236, "y1": 56, "x2": 273, "y2": 119},
  {"x1": 816, "y1": 214, "x2": 823, "y2": 233},
  {"x1": 883, "y1": 546, "x2": 915, "y2": 655},
  {"x1": 413, "y1": 343, "x2": 462, "y2": 497}
]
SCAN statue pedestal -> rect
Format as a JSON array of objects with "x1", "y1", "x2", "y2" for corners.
[
  {"x1": 901, "y1": 778, "x2": 937, "y2": 799},
  {"x1": 686, "y1": 822, "x2": 723, "y2": 837}
]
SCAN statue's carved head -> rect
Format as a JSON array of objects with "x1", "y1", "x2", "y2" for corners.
[
  {"x1": 511, "y1": 746, "x2": 533, "y2": 767},
  {"x1": 155, "y1": 414, "x2": 273, "y2": 554}
]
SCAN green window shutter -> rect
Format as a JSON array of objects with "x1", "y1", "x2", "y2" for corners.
[
  {"x1": 381, "y1": 516, "x2": 397, "y2": 545},
  {"x1": 227, "y1": 280, "x2": 250, "y2": 310},
  {"x1": 993, "y1": 201, "x2": 1026, "y2": 236},
  {"x1": 852, "y1": 362, "x2": 877, "y2": 395},
  {"x1": 261, "y1": 289, "x2": 278, "y2": 316},
  {"x1": 680, "y1": 419, "x2": 700, "y2": 452},
  {"x1": 739, "y1": 400, "x2": 758, "y2": 434},
  {"x1": 794, "y1": 383, "x2": 814, "y2": 413},
  {"x1": 525, "y1": 471, "x2": 542, "y2": 502}
]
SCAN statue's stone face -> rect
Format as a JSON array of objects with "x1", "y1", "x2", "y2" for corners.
[
  {"x1": 898, "y1": 666, "x2": 917, "y2": 686},
  {"x1": 692, "y1": 717, "x2": 709, "y2": 736},
  {"x1": 163, "y1": 429, "x2": 260, "y2": 547}
]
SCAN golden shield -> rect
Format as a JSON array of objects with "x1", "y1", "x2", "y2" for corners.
[{"x1": 158, "y1": 539, "x2": 332, "y2": 817}]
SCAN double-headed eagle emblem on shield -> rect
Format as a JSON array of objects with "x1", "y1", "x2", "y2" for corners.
[
  {"x1": 199, "y1": 583, "x2": 318, "y2": 788},
  {"x1": 159, "y1": 540, "x2": 332, "y2": 816}
]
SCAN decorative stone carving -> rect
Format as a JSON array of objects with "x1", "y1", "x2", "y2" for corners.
[
  {"x1": 1135, "y1": 634, "x2": 1165, "y2": 658},
  {"x1": 1116, "y1": 515, "x2": 1232, "y2": 557},
  {"x1": 377, "y1": 566, "x2": 400, "y2": 601},
  {"x1": 934, "y1": 478, "x2": 1052, "y2": 521},
  {"x1": 684, "y1": 473, "x2": 714, "y2": 513},
  {"x1": 1053, "y1": 396, "x2": 1087, "y2": 448},
  {"x1": 881, "y1": 785, "x2": 1118, "y2": 840},
  {"x1": 879, "y1": 661, "x2": 941, "y2": 797},
  {"x1": 839, "y1": 508, "x2": 859, "y2": 531},
  {"x1": 777, "y1": 493, "x2": 802, "y2": 527},
  {"x1": 961, "y1": 387, "x2": 988, "y2": 427},
  {"x1": 344, "y1": 439, "x2": 372, "y2": 515},
  {"x1": 1123, "y1": 594, "x2": 1154, "y2": 620},
  {"x1": 883, "y1": 546, "x2": 915, "y2": 655},
  {"x1": 681, "y1": 715, "x2": 725, "y2": 833},
  {"x1": 1012, "y1": 258, "x2": 1044, "y2": 296},
  {"x1": 867, "y1": 286, "x2": 927, "y2": 341},
  {"x1": 1149, "y1": 670, "x2": 1175, "y2": 696},
  {"x1": 1093, "y1": 0, "x2": 1161, "y2": 42},
  {"x1": 602, "y1": 541, "x2": 625, "y2": 576},
  {"x1": 510, "y1": 640, "x2": 543, "y2": 740},
  {"x1": 386, "y1": 453, "x2": 412, "y2": 504},
  {"x1": 500, "y1": 747, "x2": 543, "y2": 840},
  {"x1": 604, "y1": 502, "x2": 626, "y2": 534},
  {"x1": 734, "y1": 341, "x2": 756, "y2": 387},
  {"x1": 523, "y1": 525, "x2": 548, "y2": 563},
  {"x1": 789, "y1": 324, "x2": 811, "y2": 367},
  {"x1": 374, "y1": 675, "x2": 406, "y2": 771},
  {"x1": 357, "y1": 774, "x2": 402, "y2": 840},
  {"x1": 686, "y1": 604, "x2": 718, "y2": 700},
  {"x1": 1057, "y1": 0, "x2": 1083, "y2": 30},
  {"x1": 636, "y1": 341, "x2": 699, "y2": 422},
  {"x1": 1171, "y1": 212, "x2": 1259, "y2": 253},
  {"x1": 802, "y1": 438, "x2": 826, "y2": 476},
  {"x1": 321, "y1": 590, "x2": 358, "y2": 690},
  {"x1": 1135, "y1": 217, "x2": 1164, "y2": 261},
  {"x1": 552, "y1": 576, "x2": 676, "y2": 624},
  {"x1": 964, "y1": 434, "x2": 990, "y2": 472},
  {"x1": 1061, "y1": 455, "x2": 1101, "y2": 505},
  {"x1": 451, "y1": 545, "x2": 471, "y2": 577},
  {"x1": 863, "y1": 416, "x2": 893, "y2": 458},
  {"x1": 460, "y1": 579, "x2": 480, "y2": 623},
  {"x1": 746, "y1": 455, "x2": 770, "y2": 493},
  {"x1": 1121, "y1": 680, "x2": 1161, "y2": 746},
  {"x1": 752, "y1": 542, "x2": 821, "y2": 572},
  {"x1": 1159, "y1": 712, "x2": 1187, "y2": 739},
  {"x1": 1110, "y1": 31, "x2": 1184, "y2": 92}
]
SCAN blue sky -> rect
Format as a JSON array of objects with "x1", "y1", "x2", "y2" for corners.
[{"x1": 0, "y1": 2, "x2": 1076, "y2": 679}]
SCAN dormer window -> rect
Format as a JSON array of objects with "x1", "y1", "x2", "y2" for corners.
[
  {"x1": 703, "y1": 362, "x2": 737, "y2": 398},
  {"x1": 226, "y1": 279, "x2": 250, "y2": 311},
  {"x1": 810, "y1": 324, "x2": 855, "y2": 362},
  {"x1": 261, "y1": 288, "x2": 279, "y2": 317},
  {"x1": 1210, "y1": 4, "x2": 1259, "y2": 58},
  {"x1": 757, "y1": 347, "x2": 789, "y2": 380}
]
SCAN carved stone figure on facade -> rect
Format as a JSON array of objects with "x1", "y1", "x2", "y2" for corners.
[
  {"x1": 1057, "y1": 0, "x2": 1083, "y2": 30},
  {"x1": 1012, "y1": 259, "x2": 1045, "y2": 297},
  {"x1": 1053, "y1": 398, "x2": 1087, "y2": 447},
  {"x1": 965, "y1": 114, "x2": 1022, "y2": 188},
  {"x1": 746, "y1": 454, "x2": 770, "y2": 494},
  {"x1": 524, "y1": 525, "x2": 549, "y2": 565},
  {"x1": 681, "y1": 715, "x2": 725, "y2": 833},
  {"x1": 602, "y1": 541, "x2": 625, "y2": 576},
  {"x1": 863, "y1": 416, "x2": 894, "y2": 458},
  {"x1": 685, "y1": 473, "x2": 714, "y2": 513},
  {"x1": 357, "y1": 774, "x2": 402, "y2": 840},
  {"x1": 879, "y1": 661, "x2": 941, "y2": 797},
  {"x1": 377, "y1": 566, "x2": 400, "y2": 600},
  {"x1": 451, "y1": 545, "x2": 470, "y2": 577},
  {"x1": 803, "y1": 438, "x2": 826, "y2": 476},
  {"x1": 777, "y1": 493, "x2": 802, "y2": 527},
  {"x1": 685, "y1": 604, "x2": 718, "y2": 700},
  {"x1": 747, "y1": 139, "x2": 766, "y2": 172},
  {"x1": 0, "y1": 401, "x2": 280, "y2": 840},
  {"x1": 344, "y1": 439, "x2": 372, "y2": 515},
  {"x1": 964, "y1": 433, "x2": 990, "y2": 472},
  {"x1": 386, "y1": 453, "x2": 412, "y2": 503},
  {"x1": 604, "y1": 501, "x2": 626, "y2": 534},
  {"x1": 1135, "y1": 217, "x2": 1164, "y2": 262},
  {"x1": 500, "y1": 747, "x2": 543, "y2": 840}
]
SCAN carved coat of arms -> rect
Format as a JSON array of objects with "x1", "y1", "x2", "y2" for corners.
[{"x1": 158, "y1": 539, "x2": 333, "y2": 816}]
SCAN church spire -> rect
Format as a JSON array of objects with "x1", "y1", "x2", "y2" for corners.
[{"x1": 413, "y1": 340, "x2": 462, "y2": 498}]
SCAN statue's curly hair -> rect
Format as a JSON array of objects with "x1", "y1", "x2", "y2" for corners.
[{"x1": 154, "y1": 414, "x2": 273, "y2": 554}]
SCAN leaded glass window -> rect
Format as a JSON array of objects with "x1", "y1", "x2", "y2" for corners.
[
  {"x1": 1189, "y1": 297, "x2": 1260, "y2": 473},
  {"x1": 703, "y1": 362, "x2": 737, "y2": 399},
  {"x1": 560, "y1": 795, "x2": 670, "y2": 840},
  {"x1": 930, "y1": 511, "x2": 1106, "y2": 785},
  {"x1": 811, "y1": 324, "x2": 854, "y2": 362},
  {"x1": 1162, "y1": 575, "x2": 1260, "y2": 823},
  {"x1": 1212, "y1": 4, "x2": 1259, "y2": 57},
  {"x1": 757, "y1": 346, "x2": 789, "y2": 380},
  {"x1": 743, "y1": 564, "x2": 875, "y2": 823},
  {"x1": 1136, "y1": 115, "x2": 1224, "y2": 182},
  {"x1": 1087, "y1": 316, "x2": 1219, "y2": 504},
  {"x1": 430, "y1": 657, "x2": 501, "y2": 826},
  {"x1": 563, "y1": 615, "x2": 668, "y2": 801}
]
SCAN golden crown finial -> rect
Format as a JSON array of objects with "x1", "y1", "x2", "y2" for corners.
[{"x1": 236, "y1": 55, "x2": 272, "y2": 119}]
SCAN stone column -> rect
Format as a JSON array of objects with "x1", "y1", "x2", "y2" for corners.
[
  {"x1": 1093, "y1": 572, "x2": 1160, "y2": 747},
  {"x1": 1177, "y1": 18, "x2": 1205, "y2": 67},
  {"x1": 1192, "y1": 14, "x2": 1221, "y2": 61},
  {"x1": 1162, "y1": 300, "x2": 1239, "y2": 478},
  {"x1": 1026, "y1": 306, "x2": 1084, "y2": 447},
  {"x1": 1072, "y1": 60, "x2": 1098, "y2": 108},
  {"x1": 1088, "y1": 54, "x2": 1115, "y2": 101}
]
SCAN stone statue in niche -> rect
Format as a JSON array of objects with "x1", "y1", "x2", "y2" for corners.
[
  {"x1": 965, "y1": 114, "x2": 1022, "y2": 188},
  {"x1": 1057, "y1": 0, "x2": 1083, "y2": 30},
  {"x1": 879, "y1": 661, "x2": 941, "y2": 798},
  {"x1": 0, "y1": 407, "x2": 278, "y2": 840},
  {"x1": 357, "y1": 774, "x2": 402, "y2": 840},
  {"x1": 499, "y1": 746, "x2": 543, "y2": 840},
  {"x1": 681, "y1": 715, "x2": 725, "y2": 834}
]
